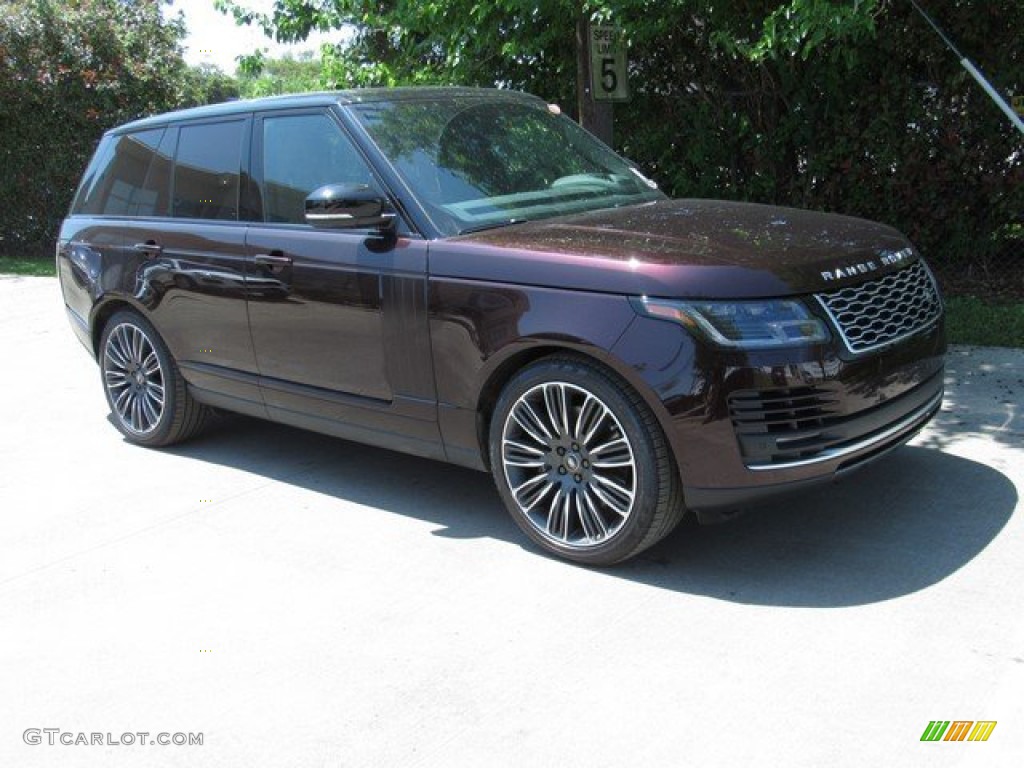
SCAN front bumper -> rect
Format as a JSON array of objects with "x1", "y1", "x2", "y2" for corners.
[
  {"x1": 610, "y1": 310, "x2": 946, "y2": 512},
  {"x1": 731, "y1": 370, "x2": 943, "y2": 472},
  {"x1": 686, "y1": 371, "x2": 942, "y2": 510}
]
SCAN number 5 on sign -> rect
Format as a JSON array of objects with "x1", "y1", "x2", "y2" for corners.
[{"x1": 590, "y1": 25, "x2": 629, "y2": 102}]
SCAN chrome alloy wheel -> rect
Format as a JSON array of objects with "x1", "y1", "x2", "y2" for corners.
[
  {"x1": 102, "y1": 322, "x2": 166, "y2": 435},
  {"x1": 501, "y1": 381, "x2": 637, "y2": 549}
]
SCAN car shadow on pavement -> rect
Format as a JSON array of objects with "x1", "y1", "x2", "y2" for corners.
[
  {"x1": 163, "y1": 414, "x2": 1016, "y2": 609},
  {"x1": 628, "y1": 445, "x2": 1016, "y2": 606}
]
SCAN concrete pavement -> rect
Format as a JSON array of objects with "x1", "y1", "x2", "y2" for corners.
[{"x1": 1, "y1": 275, "x2": 1021, "y2": 766}]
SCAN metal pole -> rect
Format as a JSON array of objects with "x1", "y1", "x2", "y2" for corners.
[
  {"x1": 960, "y1": 59, "x2": 1024, "y2": 135},
  {"x1": 575, "y1": 12, "x2": 614, "y2": 145},
  {"x1": 908, "y1": 0, "x2": 1024, "y2": 135}
]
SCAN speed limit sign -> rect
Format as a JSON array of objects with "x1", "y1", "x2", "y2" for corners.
[{"x1": 590, "y1": 25, "x2": 629, "y2": 102}]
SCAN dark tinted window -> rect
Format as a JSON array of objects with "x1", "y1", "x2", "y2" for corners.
[
  {"x1": 262, "y1": 113, "x2": 376, "y2": 224},
  {"x1": 73, "y1": 129, "x2": 167, "y2": 216},
  {"x1": 71, "y1": 136, "x2": 115, "y2": 215},
  {"x1": 173, "y1": 121, "x2": 243, "y2": 220},
  {"x1": 137, "y1": 128, "x2": 176, "y2": 217}
]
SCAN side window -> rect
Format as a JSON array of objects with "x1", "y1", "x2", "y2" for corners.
[
  {"x1": 71, "y1": 136, "x2": 115, "y2": 215},
  {"x1": 137, "y1": 128, "x2": 176, "y2": 217},
  {"x1": 262, "y1": 113, "x2": 377, "y2": 224},
  {"x1": 73, "y1": 129, "x2": 166, "y2": 216},
  {"x1": 173, "y1": 121, "x2": 243, "y2": 220}
]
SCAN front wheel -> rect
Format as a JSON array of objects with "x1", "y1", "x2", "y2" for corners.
[
  {"x1": 489, "y1": 356, "x2": 686, "y2": 565},
  {"x1": 99, "y1": 310, "x2": 210, "y2": 447}
]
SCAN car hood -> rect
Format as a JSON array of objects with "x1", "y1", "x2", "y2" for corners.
[{"x1": 428, "y1": 199, "x2": 916, "y2": 298}]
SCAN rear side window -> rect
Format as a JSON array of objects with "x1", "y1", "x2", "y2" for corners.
[
  {"x1": 73, "y1": 128, "x2": 167, "y2": 216},
  {"x1": 172, "y1": 121, "x2": 244, "y2": 220}
]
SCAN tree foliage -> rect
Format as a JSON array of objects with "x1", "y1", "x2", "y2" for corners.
[
  {"x1": 215, "y1": 1, "x2": 884, "y2": 100},
  {"x1": 216, "y1": 0, "x2": 579, "y2": 98},
  {"x1": 0, "y1": 0, "x2": 238, "y2": 254},
  {"x1": 236, "y1": 50, "x2": 321, "y2": 97}
]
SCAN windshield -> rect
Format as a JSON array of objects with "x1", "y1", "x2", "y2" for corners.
[{"x1": 349, "y1": 95, "x2": 665, "y2": 236}]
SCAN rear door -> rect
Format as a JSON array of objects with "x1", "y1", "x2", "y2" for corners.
[
  {"x1": 245, "y1": 108, "x2": 441, "y2": 459},
  {"x1": 118, "y1": 116, "x2": 263, "y2": 412}
]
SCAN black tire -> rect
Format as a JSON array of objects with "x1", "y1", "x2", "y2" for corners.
[
  {"x1": 489, "y1": 355, "x2": 686, "y2": 565},
  {"x1": 98, "y1": 310, "x2": 210, "y2": 447}
]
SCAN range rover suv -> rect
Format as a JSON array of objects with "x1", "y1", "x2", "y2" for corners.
[{"x1": 57, "y1": 88, "x2": 946, "y2": 565}]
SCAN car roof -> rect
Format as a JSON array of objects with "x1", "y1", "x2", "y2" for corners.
[{"x1": 110, "y1": 87, "x2": 544, "y2": 135}]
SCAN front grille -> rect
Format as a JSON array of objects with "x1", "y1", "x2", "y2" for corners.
[{"x1": 815, "y1": 261, "x2": 942, "y2": 354}]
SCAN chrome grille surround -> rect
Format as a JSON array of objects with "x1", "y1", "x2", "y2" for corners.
[{"x1": 815, "y1": 261, "x2": 942, "y2": 354}]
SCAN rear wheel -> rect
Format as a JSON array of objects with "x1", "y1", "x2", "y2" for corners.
[
  {"x1": 489, "y1": 356, "x2": 686, "y2": 565},
  {"x1": 99, "y1": 310, "x2": 210, "y2": 446}
]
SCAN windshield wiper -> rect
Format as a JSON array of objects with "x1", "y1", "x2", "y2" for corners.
[{"x1": 457, "y1": 219, "x2": 523, "y2": 235}]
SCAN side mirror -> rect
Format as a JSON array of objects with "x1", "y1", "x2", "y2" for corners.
[{"x1": 304, "y1": 183, "x2": 396, "y2": 231}]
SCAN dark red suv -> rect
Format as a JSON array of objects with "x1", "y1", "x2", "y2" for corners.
[{"x1": 58, "y1": 88, "x2": 945, "y2": 564}]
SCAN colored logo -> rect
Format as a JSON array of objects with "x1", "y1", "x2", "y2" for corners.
[{"x1": 920, "y1": 721, "x2": 997, "y2": 742}]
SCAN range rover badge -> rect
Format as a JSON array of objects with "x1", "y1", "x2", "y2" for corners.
[{"x1": 820, "y1": 247, "x2": 913, "y2": 282}]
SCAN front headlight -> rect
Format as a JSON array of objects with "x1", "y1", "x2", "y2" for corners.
[{"x1": 634, "y1": 297, "x2": 830, "y2": 349}]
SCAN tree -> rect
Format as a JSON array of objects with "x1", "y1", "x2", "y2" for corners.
[
  {"x1": 236, "y1": 50, "x2": 322, "y2": 97},
  {"x1": 216, "y1": 0, "x2": 580, "y2": 104},
  {"x1": 0, "y1": 0, "x2": 238, "y2": 255},
  {"x1": 215, "y1": 1, "x2": 882, "y2": 105},
  {"x1": 187, "y1": 62, "x2": 242, "y2": 105}
]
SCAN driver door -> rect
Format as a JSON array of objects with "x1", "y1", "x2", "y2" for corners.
[{"x1": 245, "y1": 108, "x2": 441, "y2": 456}]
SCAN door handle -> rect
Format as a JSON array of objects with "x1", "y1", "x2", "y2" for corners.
[
  {"x1": 253, "y1": 253, "x2": 293, "y2": 268},
  {"x1": 132, "y1": 241, "x2": 163, "y2": 256}
]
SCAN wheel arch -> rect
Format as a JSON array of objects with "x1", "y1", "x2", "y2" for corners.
[{"x1": 90, "y1": 297, "x2": 148, "y2": 357}]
